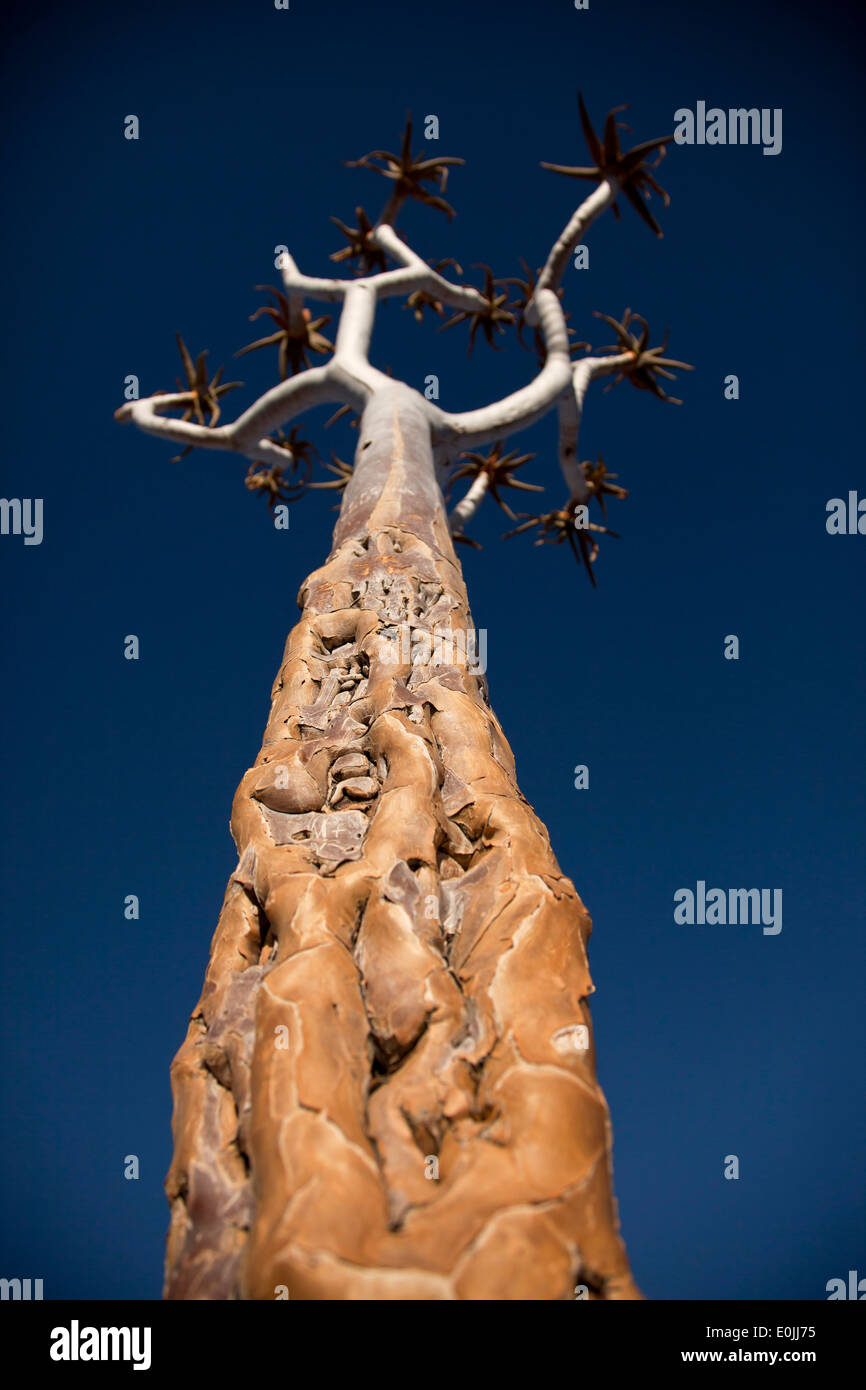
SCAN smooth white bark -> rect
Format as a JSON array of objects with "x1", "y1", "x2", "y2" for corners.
[
  {"x1": 530, "y1": 178, "x2": 620, "y2": 310},
  {"x1": 449, "y1": 471, "x2": 489, "y2": 529},
  {"x1": 117, "y1": 184, "x2": 638, "y2": 505}
]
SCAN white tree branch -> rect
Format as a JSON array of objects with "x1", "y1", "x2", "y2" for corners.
[
  {"x1": 114, "y1": 393, "x2": 236, "y2": 451},
  {"x1": 449, "y1": 471, "x2": 489, "y2": 530},
  {"x1": 276, "y1": 232, "x2": 488, "y2": 314},
  {"x1": 370, "y1": 226, "x2": 489, "y2": 313},
  {"x1": 528, "y1": 178, "x2": 620, "y2": 318},
  {"x1": 230, "y1": 366, "x2": 362, "y2": 450},
  {"x1": 115, "y1": 367, "x2": 361, "y2": 466},
  {"x1": 278, "y1": 250, "x2": 350, "y2": 304},
  {"x1": 557, "y1": 392, "x2": 585, "y2": 501},
  {"x1": 274, "y1": 252, "x2": 306, "y2": 331},
  {"x1": 333, "y1": 283, "x2": 378, "y2": 372},
  {"x1": 117, "y1": 174, "x2": 646, "y2": 494},
  {"x1": 557, "y1": 352, "x2": 636, "y2": 498}
]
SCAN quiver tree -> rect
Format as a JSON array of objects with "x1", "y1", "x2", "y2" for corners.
[{"x1": 116, "y1": 100, "x2": 691, "y2": 1301}]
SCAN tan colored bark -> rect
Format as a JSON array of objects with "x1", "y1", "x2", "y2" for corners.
[{"x1": 164, "y1": 383, "x2": 640, "y2": 1301}]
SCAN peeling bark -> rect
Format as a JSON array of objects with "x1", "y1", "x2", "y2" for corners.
[{"x1": 164, "y1": 382, "x2": 640, "y2": 1301}]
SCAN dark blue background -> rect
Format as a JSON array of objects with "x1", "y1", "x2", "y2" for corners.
[{"x1": 1, "y1": 0, "x2": 863, "y2": 1300}]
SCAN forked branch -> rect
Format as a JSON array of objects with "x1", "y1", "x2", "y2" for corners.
[{"x1": 116, "y1": 97, "x2": 691, "y2": 579}]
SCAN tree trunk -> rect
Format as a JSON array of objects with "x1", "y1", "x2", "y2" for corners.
[{"x1": 164, "y1": 382, "x2": 640, "y2": 1301}]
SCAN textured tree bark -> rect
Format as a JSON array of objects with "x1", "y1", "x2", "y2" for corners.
[{"x1": 164, "y1": 382, "x2": 640, "y2": 1300}]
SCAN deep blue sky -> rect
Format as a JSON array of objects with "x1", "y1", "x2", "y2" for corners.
[{"x1": 1, "y1": 0, "x2": 863, "y2": 1301}]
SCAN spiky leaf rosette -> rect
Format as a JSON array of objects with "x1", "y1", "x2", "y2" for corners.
[
  {"x1": 581, "y1": 456, "x2": 628, "y2": 518},
  {"x1": 448, "y1": 443, "x2": 543, "y2": 520},
  {"x1": 439, "y1": 264, "x2": 515, "y2": 355},
  {"x1": 236, "y1": 288, "x2": 332, "y2": 380},
  {"x1": 594, "y1": 308, "x2": 693, "y2": 403},
  {"x1": 541, "y1": 92, "x2": 673, "y2": 237},
  {"x1": 345, "y1": 114, "x2": 465, "y2": 223},
  {"x1": 169, "y1": 333, "x2": 242, "y2": 461},
  {"x1": 504, "y1": 504, "x2": 618, "y2": 587},
  {"x1": 244, "y1": 427, "x2": 317, "y2": 511},
  {"x1": 309, "y1": 452, "x2": 354, "y2": 491},
  {"x1": 330, "y1": 207, "x2": 388, "y2": 276}
]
